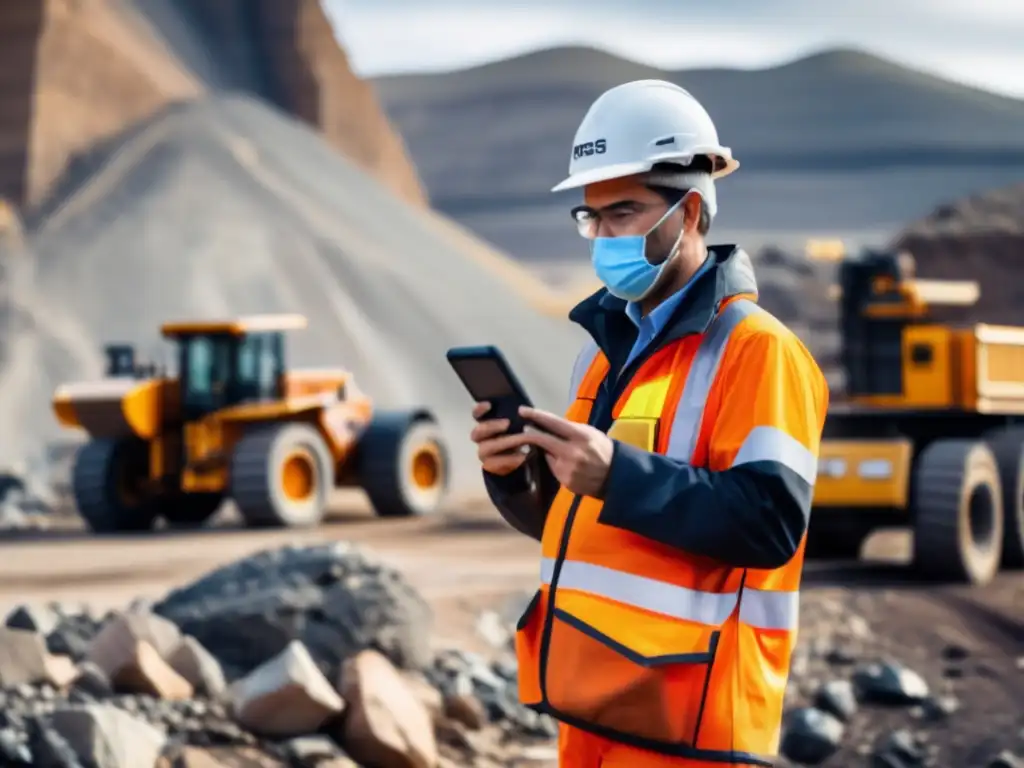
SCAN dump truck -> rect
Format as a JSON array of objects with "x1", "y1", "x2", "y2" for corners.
[
  {"x1": 52, "y1": 314, "x2": 449, "y2": 532},
  {"x1": 810, "y1": 250, "x2": 1024, "y2": 586}
]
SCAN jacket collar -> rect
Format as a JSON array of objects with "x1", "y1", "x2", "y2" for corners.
[{"x1": 569, "y1": 244, "x2": 759, "y2": 350}]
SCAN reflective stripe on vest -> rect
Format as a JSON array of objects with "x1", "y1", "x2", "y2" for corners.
[{"x1": 546, "y1": 299, "x2": 804, "y2": 634}]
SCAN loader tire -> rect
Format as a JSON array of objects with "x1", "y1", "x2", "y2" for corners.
[
  {"x1": 71, "y1": 438, "x2": 160, "y2": 534},
  {"x1": 356, "y1": 412, "x2": 449, "y2": 518},
  {"x1": 985, "y1": 426, "x2": 1024, "y2": 570},
  {"x1": 230, "y1": 423, "x2": 331, "y2": 529},
  {"x1": 912, "y1": 439, "x2": 1003, "y2": 586}
]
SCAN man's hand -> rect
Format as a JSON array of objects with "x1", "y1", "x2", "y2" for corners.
[
  {"x1": 516, "y1": 406, "x2": 615, "y2": 498},
  {"x1": 470, "y1": 401, "x2": 529, "y2": 476}
]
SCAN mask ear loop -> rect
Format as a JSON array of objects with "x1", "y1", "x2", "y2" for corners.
[{"x1": 655, "y1": 189, "x2": 702, "y2": 266}]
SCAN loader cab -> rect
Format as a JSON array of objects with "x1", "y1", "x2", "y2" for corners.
[{"x1": 161, "y1": 315, "x2": 305, "y2": 420}]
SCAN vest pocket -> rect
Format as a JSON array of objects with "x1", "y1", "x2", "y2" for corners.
[
  {"x1": 544, "y1": 600, "x2": 720, "y2": 746},
  {"x1": 514, "y1": 589, "x2": 545, "y2": 706}
]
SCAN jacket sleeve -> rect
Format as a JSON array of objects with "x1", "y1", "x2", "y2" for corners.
[
  {"x1": 483, "y1": 455, "x2": 559, "y2": 542},
  {"x1": 597, "y1": 326, "x2": 828, "y2": 569}
]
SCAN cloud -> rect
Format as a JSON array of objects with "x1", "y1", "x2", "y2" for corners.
[{"x1": 324, "y1": 0, "x2": 1024, "y2": 97}]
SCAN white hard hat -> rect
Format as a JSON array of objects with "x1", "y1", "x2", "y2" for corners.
[{"x1": 551, "y1": 79, "x2": 739, "y2": 193}]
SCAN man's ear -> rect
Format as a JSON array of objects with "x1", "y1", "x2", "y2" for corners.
[{"x1": 682, "y1": 191, "x2": 703, "y2": 234}]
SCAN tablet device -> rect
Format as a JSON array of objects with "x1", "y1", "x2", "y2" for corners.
[{"x1": 446, "y1": 345, "x2": 534, "y2": 433}]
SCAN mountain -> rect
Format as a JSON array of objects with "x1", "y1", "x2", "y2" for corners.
[
  {"x1": 0, "y1": 94, "x2": 585, "y2": 491},
  {"x1": 0, "y1": 0, "x2": 425, "y2": 211},
  {"x1": 374, "y1": 46, "x2": 1024, "y2": 268}
]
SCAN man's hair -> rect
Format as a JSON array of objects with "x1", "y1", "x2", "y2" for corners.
[{"x1": 644, "y1": 158, "x2": 715, "y2": 236}]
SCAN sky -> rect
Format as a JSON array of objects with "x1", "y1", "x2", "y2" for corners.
[{"x1": 324, "y1": 0, "x2": 1024, "y2": 99}]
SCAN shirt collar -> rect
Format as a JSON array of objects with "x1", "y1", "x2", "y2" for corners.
[{"x1": 624, "y1": 254, "x2": 713, "y2": 328}]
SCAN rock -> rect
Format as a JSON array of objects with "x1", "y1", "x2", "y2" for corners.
[
  {"x1": 443, "y1": 689, "x2": 487, "y2": 731},
  {"x1": 988, "y1": 751, "x2": 1024, "y2": 768},
  {"x1": 109, "y1": 641, "x2": 193, "y2": 700},
  {"x1": 26, "y1": 715, "x2": 87, "y2": 768},
  {"x1": 853, "y1": 660, "x2": 930, "y2": 705},
  {"x1": 921, "y1": 694, "x2": 959, "y2": 722},
  {"x1": 162, "y1": 745, "x2": 228, "y2": 768},
  {"x1": 0, "y1": 627, "x2": 78, "y2": 688},
  {"x1": 940, "y1": 642, "x2": 971, "y2": 662},
  {"x1": 402, "y1": 672, "x2": 444, "y2": 724},
  {"x1": 474, "y1": 612, "x2": 510, "y2": 650},
  {"x1": 0, "y1": 727, "x2": 31, "y2": 765},
  {"x1": 154, "y1": 544, "x2": 433, "y2": 680},
  {"x1": 47, "y1": 612, "x2": 105, "y2": 662},
  {"x1": 284, "y1": 735, "x2": 347, "y2": 765},
  {"x1": 871, "y1": 729, "x2": 925, "y2": 767},
  {"x1": 168, "y1": 637, "x2": 227, "y2": 699},
  {"x1": 85, "y1": 611, "x2": 183, "y2": 679},
  {"x1": 5, "y1": 605, "x2": 60, "y2": 636},
  {"x1": 46, "y1": 703, "x2": 167, "y2": 768},
  {"x1": 341, "y1": 649, "x2": 438, "y2": 768},
  {"x1": 68, "y1": 662, "x2": 114, "y2": 703},
  {"x1": 779, "y1": 707, "x2": 844, "y2": 766},
  {"x1": 813, "y1": 679, "x2": 858, "y2": 723},
  {"x1": 229, "y1": 640, "x2": 344, "y2": 738}
]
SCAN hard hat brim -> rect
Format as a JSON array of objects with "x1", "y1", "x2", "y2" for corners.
[{"x1": 550, "y1": 160, "x2": 653, "y2": 193}]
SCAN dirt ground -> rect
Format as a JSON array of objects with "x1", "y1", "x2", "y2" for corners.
[{"x1": 1, "y1": 502, "x2": 1022, "y2": 767}]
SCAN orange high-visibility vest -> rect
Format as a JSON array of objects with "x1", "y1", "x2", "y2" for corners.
[{"x1": 515, "y1": 296, "x2": 822, "y2": 766}]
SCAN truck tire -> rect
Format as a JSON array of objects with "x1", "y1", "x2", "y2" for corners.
[
  {"x1": 71, "y1": 438, "x2": 160, "y2": 533},
  {"x1": 230, "y1": 423, "x2": 332, "y2": 528},
  {"x1": 805, "y1": 521, "x2": 870, "y2": 560},
  {"x1": 984, "y1": 427, "x2": 1024, "y2": 570},
  {"x1": 911, "y1": 439, "x2": 1003, "y2": 586},
  {"x1": 355, "y1": 412, "x2": 449, "y2": 518}
]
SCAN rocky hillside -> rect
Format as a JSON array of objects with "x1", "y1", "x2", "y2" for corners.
[
  {"x1": 374, "y1": 46, "x2": 1024, "y2": 265},
  {"x1": 893, "y1": 182, "x2": 1024, "y2": 325},
  {"x1": 0, "y1": 0, "x2": 425, "y2": 212}
]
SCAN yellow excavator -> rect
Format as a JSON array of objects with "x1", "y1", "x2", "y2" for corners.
[
  {"x1": 810, "y1": 250, "x2": 1024, "y2": 585},
  {"x1": 52, "y1": 315, "x2": 448, "y2": 532}
]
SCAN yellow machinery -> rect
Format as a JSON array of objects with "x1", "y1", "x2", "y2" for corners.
[
  {"x1": 52, "y1": 315, "x2": 449, "y2": 532},
  {"x1": 811, "y1": 251, "x2": 1024, "y2": 585}
]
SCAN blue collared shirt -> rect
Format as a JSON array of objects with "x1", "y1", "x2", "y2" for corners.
[{"x1": 623, "y1": 255, "x2": 713, "y2": 370}]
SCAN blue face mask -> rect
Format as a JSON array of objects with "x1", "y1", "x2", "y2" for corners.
[{"x1": 590, "y1": 199, "x2": 685, "y2": 302}]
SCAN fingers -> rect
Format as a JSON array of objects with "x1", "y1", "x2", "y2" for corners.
[
  {"x1": 518, "y1": 428, "x2": 568, "y2": 457},
  {"x1": 482, "y1": 452, "x2": 528, "y2": 476},
  {"x1": 519, "y1": 406, "x2": 577, "y2": 438},
  {"x1": 478, "y1": 431, "x2": 532, "y2": 460},
  {"x1": 470, "y1": 418, "x2": 510, "y2": 444},
  {"x1": 472, "y1": 401, "x2": 491, "y2": 420}
]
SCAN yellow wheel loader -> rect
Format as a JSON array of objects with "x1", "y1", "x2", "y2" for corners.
[
  {"x1": 811, "y1": 251, "x2": 1024, "y2": 586},
  {"x1": 52, "y1": 315, "x2": 449, "y2": 532}
]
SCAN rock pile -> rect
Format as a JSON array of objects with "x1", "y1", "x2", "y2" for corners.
[
  {"x1": 773, "y1": 594, "x2": 1023, "y2": 768},
  {"x1": 0, "y1": 465, "x2": 57, "y2": 532},
  {"x1": 0, "y1": 543, "x2": 558, "y2": 768}
]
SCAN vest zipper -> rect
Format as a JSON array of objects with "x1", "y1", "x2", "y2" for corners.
[{"x1": 537, "y1": 492, "x2": 582, "y2": 703}]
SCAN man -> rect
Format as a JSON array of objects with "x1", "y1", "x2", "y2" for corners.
[{"x1": 470, "y1": 79, "x2": 828, "y2": 767}]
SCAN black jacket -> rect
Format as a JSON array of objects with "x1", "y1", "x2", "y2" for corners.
[{"x1": 482, "y1": 245, "x2": 819, "y2": 570}]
